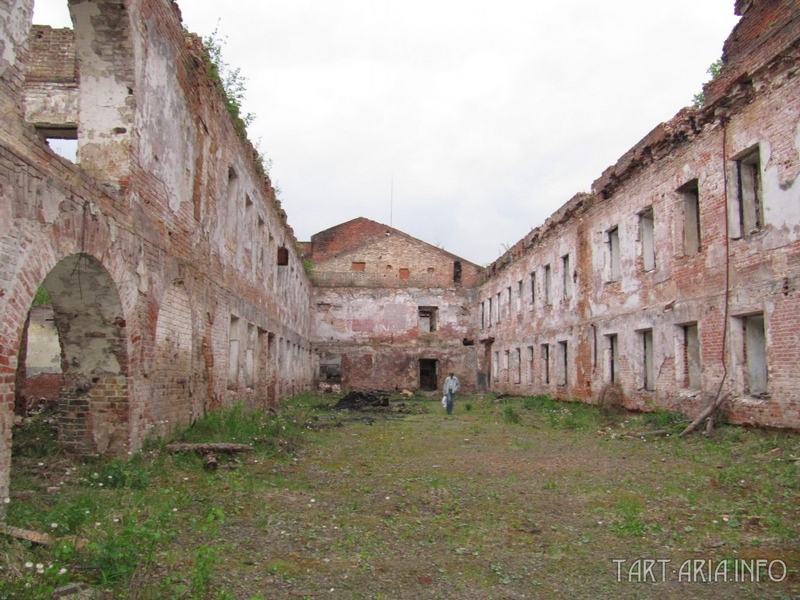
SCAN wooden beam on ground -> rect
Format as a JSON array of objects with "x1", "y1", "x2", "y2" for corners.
[
  {"x1": 0, "y1": 523, "x2": 51, "y2": 545},
  {"x1": 165, "y1": 442, "x2": 254, "y2": 454}
]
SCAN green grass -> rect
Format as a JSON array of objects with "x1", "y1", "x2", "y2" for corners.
[
  {"x1": 3, "y1": 393, "x2": 799, "y2": 599},
  {"x1": 32, "y1": 286, "x2": 51, "y2": 307}
]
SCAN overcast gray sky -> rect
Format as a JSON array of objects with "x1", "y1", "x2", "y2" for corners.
[{"x1": 33, "y1": 1, "x2": 740, "y2": 266}]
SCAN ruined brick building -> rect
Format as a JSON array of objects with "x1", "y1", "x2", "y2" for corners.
[
  {"x1": 301, "y1": 217, "x2": 482, "y2": 392},
  {"x1": 0, "y1": 0, "x2": 799, "y2": 514},
  {"x1": 0, "y1": 0, "x2": 314, "y2": 514},
  {"x1": 478, "y1": 0, "x2": 800, "y2": 429}
]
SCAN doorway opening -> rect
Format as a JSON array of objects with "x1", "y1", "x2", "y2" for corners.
[{"x1": 419, "y1": 359, "x2": 438, "y2": 391}]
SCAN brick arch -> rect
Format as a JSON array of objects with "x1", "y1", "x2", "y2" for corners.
[
  {"x1": 151, "y1": 282, "x2": 195, "y2": 438},
  {"x1": 39, "y1": 253, "x2": 130, "y2": 455},
  {"x1": 0, "y1": 250, "x2": 132, "y2": 516}
]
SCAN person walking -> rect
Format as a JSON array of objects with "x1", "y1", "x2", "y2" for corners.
[{"x1": 443, "y1": 372, "x2": 460, "y2": 415}]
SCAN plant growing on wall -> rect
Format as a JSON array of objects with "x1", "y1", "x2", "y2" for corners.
[
  {"x1": 202, "y1": 25, "x2": 255, "y2": 139},
  {"x1": 692, "y1": 58, "x2": 724, "y2": 107},
  {"x1": 200, "y1": 24, "x2": 275, "y2": 180}
]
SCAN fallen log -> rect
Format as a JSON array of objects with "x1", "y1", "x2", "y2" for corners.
[
  {"x1": 680, "y1": 393, "x2": 730, "y2": 437},
  {"x1": 165, "y1": 443, "x2": 254, "y2": 454},
  {"x1": 0, "y1": 523, "x2": 88, "y2": 549}
]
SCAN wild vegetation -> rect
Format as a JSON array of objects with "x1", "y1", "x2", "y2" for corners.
[
  {"x1": 3, "y1": 393, "x2": 798, "y2": 599},
  {"x1": 693, "y1": 58, "x2": 725, "y2": 107}
]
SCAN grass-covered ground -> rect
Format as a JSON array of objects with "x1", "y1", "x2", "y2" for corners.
[{"x1": 3, "y1": 393, "x2": 799, "y2": 599}]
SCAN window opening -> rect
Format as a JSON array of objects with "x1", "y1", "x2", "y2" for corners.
[
  {"x1": 607, "y1": 226, "x2": 621, "y2": 281},
  {"x1": 544, "y1": 265, "x2": 552, "y2": 305},
  {"x1": 453, "y1": 261, "x2": 462, "y2": 284},
  {"x1": 277, "y1": 246, "x2": 289, "y2": 266},
  {"x1": 642, "y1": 329, "x2": 654, "y2": 391},
  {"x1": 557, "y1": 341, "x2": 568, "y2": 386},
  {"x1": 418, "y1": 306, "x2": 437, "y2": 333},
  {"x1": 541, "y1": 344, "x2": 550, "y2": 385},
  {"x1": 607, "y1": 334, "x2": 618, "y2": 383},
  {"x1": 680, "y1": 179, "x2": 701, "y2": 255},
  {"x1": 743, "y1": 314, "x2": 767, "y2": 395},
  {"x1": 683, "y1": 323, "x2": 701, "y2": 389},
  {"x1": 639, "y1": 208, "x2": 655, "y2": 272},
  {"x1": 736, "y1": 147, "x2": 763, "y2": 235}
]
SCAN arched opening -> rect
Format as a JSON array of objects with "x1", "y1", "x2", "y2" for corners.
[
  {"x1": 14, "y1": 287, "x2": 63, "y2": 416},
  {"x1": 14, "y1": 254, "x2": 130, "y2": 456},
  {"x1": 151, "y1": 283, "x2": 195, "y2": 438}
]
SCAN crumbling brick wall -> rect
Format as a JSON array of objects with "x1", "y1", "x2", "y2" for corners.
[
  {"x1": 0, "y1": 0, "x2": 313, "y2": 516},
  {"x1": 23, "y1": 25, "x2": 77, "y2": 130},
  {"x1": 308, "y1": 218, "x2": 481, "y2": 392},
  {"x1": 479, "y1": 0, "x2": 800, "y2": 428}
]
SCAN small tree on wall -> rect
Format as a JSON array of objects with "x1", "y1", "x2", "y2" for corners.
[{"x1": 692, "y1": 59, "x2": 724, "y2": 107}]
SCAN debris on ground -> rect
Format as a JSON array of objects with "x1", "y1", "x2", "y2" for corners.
[{"x1": 332, "y1": 391, "x2": 390, "y2": 410}]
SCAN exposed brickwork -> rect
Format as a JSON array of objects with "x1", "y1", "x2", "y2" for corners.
[
  {"x1": 0, "y1": 0, "x2": 313, "y2": 515},
  {"x1": 480, "y1": 0, "x2": 800, "y2": 428},
  {"x1": 1, "y1": 0, "x2": 798, "y2": 522},
  {"x1": 22, "y1": 372, "x2": 62, "y2": 405},
  {"x1": 307, "y1": 218, "x2": 482, "y2": 289},
  {"x1": 25, "y1": 26, "x2": 75, "y2": 82},
  {"x1": 308, "y1": 218, "x2": 481, "y2": 392}
]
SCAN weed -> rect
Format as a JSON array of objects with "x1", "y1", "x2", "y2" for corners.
[
  {"x1": 522, "y1": 395, "x2": 557, "y2": 411},
  {"x1": 190, "y1": 545, "x2": 217, "y2": 598},
  {"x1": 32, "y1": 285, "x2": 51, "y2": 306},
  {"x1": 11, "y1": 411, "x2": 60, "y2": 459},
  {"x1": 611, "y1": 498, "x2": 647, "y2": 537},
  {"x1": 491, "y1": 563, "x2": 511, "y2": 585},
  {"x1": 642, "y1": 409, "x2": 685, "y2": 429},
  {"x1": 503, "y1": 405, "x2": 521, "y2": 425},
  {"x1": 84, "y1": 458, "x2": 149, "y2": 490}
]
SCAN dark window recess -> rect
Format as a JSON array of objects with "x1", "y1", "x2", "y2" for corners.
[
  {"x1": 319, "y1": 358, "x2": 342, "y2": 383},
  {"x1": 277, "y1": 246, "x2": 289, "y2": 266},
  {"x1": 453, "y1": 260, "x2": 462, "y2": 284},
  {"x1": 419, "y1": 359, "x2": 438, "y2": 391},
  {"x1": 462, "y1": 338, "x2": 475, "y2": 346},
  {"x1": 608, "y1": 334, "x2": 618, "y2": 383}
]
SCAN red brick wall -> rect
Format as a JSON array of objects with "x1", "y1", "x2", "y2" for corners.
[
  {"x1": 479, "y1": 5, "x2": 800, "y2": 428},
  {"x1": 25, "y1": 26, "x2": 76, "y2": 83},
  {"x1": 0, "y1": 0, "x2": 315, "y2": 513},
  {"x1": 309, "y1": 217, "x2": 482, "y2": 288}
]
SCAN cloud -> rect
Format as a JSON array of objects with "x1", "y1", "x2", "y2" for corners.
[{"x1": 33, "y1": 0, "x2": 740, "y2": 265}]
